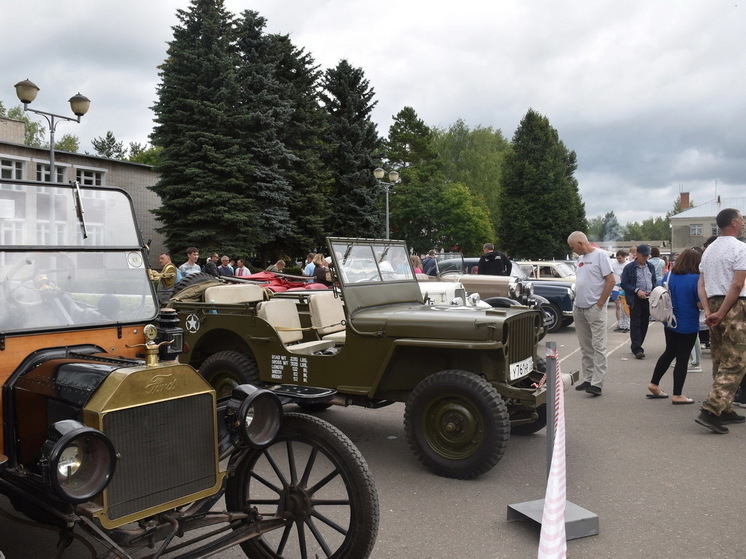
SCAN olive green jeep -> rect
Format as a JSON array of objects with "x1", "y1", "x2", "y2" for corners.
[{"x1": 170, "y1": 238, "x2": 554, "y2": 480}]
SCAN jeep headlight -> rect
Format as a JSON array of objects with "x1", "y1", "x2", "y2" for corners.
[
  {"x1": 40, "y1": 420, "x2": 116, "y2": 503},
  {"x1": 226, "y1": 385, "x2": 283, "y2": 448}
]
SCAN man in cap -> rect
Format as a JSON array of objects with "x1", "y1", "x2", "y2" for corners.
[{"x1": 621, "y1": 244, "x2": 657, "y2": 359}]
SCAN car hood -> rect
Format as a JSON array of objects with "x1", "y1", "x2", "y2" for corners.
[{"x1": 350, "y1": 302, "x2": 534, "y2": 343}]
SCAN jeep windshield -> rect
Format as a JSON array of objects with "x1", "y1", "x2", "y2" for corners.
[
  {"x1": 0, "y1": 181, "x2": 157, "y2": 332},
  {"x1": 331, "y1": 239, "x2": 416, "y2": 284}
]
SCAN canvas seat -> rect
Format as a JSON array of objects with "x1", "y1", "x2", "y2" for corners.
[
  {"x1": 257, "y1": 299, "x2": 335, "y2": 354},
  {"x1": 308, "y1": 291, "x2": 347, "y2": 344},
  {"x1": 203, "y1": 284, "x2": 267, "y2": 304}
]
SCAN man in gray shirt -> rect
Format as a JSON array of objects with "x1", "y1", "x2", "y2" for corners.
[{"x1": 567, "y1": 231, "x2": 616, "y2": 396}]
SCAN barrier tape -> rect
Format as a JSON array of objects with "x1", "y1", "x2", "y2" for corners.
[{"x1": 538, "y1": 348, "x2": 567, "y2": 559}]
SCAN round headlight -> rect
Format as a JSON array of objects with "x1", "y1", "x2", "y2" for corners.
[
  {"x1": 234, "y1": 386, "x2": 283, "y2": 448},
  {"x1": 41, "y1": 420, "x2": 116, "y2": 503}
]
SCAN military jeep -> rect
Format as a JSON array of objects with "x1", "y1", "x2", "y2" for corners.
[
  {"x1": 170, "y1": 238, "x2": 551, "y2": 480},
  {"x1": 0, "y1": 180, "x2": 378, "y2": 559}
]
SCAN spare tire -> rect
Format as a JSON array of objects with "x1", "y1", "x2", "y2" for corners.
[{"x1": 170, "y1": 272, "x2": 221, "y2": 301}]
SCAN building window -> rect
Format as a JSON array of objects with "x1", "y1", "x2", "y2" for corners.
[
  {"x1": 690, "y1": 224, "x2": 703, "y2": 236},
  {"x1": 36, "y1": 163, "x2": 65, "y2": 183},
  {"x1": 1, "y1": 158, "x2": 24, "y2": 180},
  {"x1": 76, "y1": 169, "x2": 104, "y2": 186},
  {"x1": 711, "y1": 224, "x2": 719, "y2": 236}
]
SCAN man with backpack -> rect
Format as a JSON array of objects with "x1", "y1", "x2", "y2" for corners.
[{"x1": 621, "y1": 244, "x2": 658, "y2": 359}]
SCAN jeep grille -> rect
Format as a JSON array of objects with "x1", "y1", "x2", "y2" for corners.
[
  {"x1": 102, "y1": 393, "x2": 217, "y2": 521},
  {"x1": 506, "y1": 313, "x2": 538, "y2": 369}
]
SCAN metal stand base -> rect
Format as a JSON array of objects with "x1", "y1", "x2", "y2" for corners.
[{"x1": 507, "y1": 499, "x2": 600, "y2": 540}]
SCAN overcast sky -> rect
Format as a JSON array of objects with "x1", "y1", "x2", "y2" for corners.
[{"x1": 3, "y1": 0, "x2": 745, "y2": 225}]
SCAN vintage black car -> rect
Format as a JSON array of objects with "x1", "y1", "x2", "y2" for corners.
[{"x1": 0, "y1": 179, "x2": 378, "y2": 559}]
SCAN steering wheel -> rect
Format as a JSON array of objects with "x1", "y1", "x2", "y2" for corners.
[{"x1": 3, "y1": 252, "x2": 76, "y2": 308}]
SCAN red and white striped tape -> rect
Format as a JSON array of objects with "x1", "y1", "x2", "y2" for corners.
[{"x1": 538, "y1": 348, "x2": 567, "y2": 559}]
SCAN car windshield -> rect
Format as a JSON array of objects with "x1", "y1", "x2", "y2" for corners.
[
  {"x1": 330, "y1": 240, "x2": 415, "y2": 284},
  {"x1": 0, "y1": 182, "x2": 157, "y2": 332},
  {"x1": 552, "y1": 262, "x2": 575, "y2": 277}
]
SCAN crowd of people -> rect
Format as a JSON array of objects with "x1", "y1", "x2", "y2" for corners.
[{"x1": 568, "y1": 208, "x2": 746, "y2": 434}]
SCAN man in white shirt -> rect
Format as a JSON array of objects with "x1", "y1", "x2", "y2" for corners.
[
  {"x1": 567, "y1": 231, "x2": 616, "y2": 396},
  {"x1": 695, "y1": 208, "x2": 746, "y2": 433}
]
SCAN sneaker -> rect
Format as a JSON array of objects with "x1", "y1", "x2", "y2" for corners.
[
  {"x1": 575, "y1": 381, "x2": 591, "y2": 391},
  {"x1": 585, "y1": 385, "x2": 602, "y2": 396},
  {"x1": 720, "y1": 410, "x2": 746, "y2": 424},
  {"x1": 634, "y1": 352, "x2": 645, "y2": 360},
  {"x1": 695, "y1": 410, "x2": 729, "y2": 434},
  {"x1": 687, "y1": 365, "x2": 703, "y2": 373}
]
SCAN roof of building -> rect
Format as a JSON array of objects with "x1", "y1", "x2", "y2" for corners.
[{"x1": 671, "y1": 196, "x2": 746, "y2": 220}]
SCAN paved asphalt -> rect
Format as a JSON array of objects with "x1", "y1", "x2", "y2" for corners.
[{"x1": 1, "y1": 303, "x2": 743, "y2": 558}]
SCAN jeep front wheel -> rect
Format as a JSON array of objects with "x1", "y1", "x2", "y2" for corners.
[
  {"x1": 199, "y1": 351, "x2": 259, "y2": 398},
  {"x1": 404, "y1": 370, "x2": 510, "y2": 479}
]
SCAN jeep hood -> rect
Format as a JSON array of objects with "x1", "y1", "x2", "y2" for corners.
[{"x1": 350, "y1": 303, "x2": 525, "y2": 342}]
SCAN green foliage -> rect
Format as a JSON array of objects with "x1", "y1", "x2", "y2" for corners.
[
  {"x1": 320, "y1": 59, "x2": 383, "y2": 238},
  {"x1": 497, "y1": 109, "x2": 586, "y2": 259},
  {"x1": 92, "y1": 131, "x2": 127, "y2": 159},
  {"x1": 623, "y1": 216, "x2": 670, "y2": 241},
  {"x1": 128, "y1": 143, "x2": 163, "y2": 165},
  {"x1": 391, "y1": 181, "x2": 492, "y2": 254},
  {"x1": 54, "y1": 134, "x2": 80, "y2": 153},
  {"x1": 431, "y1": 120, "x2": 510, "y2": 235}
]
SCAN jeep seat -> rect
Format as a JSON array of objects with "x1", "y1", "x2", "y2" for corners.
[
  {"x1": 204, "y1": 284, "x2": 267, "y2": 304},
  {"x1": 257, "y1": 299, "x2": 335, "y2": 355},
  {"x1": 308, "y1": 291, "x2": 346, "y2": 344}
]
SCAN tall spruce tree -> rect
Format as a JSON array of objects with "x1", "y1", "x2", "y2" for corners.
[
  {"x1": 233, "y1": 11, "x2": 296, "y2": 263},
  {"x1": 150, "y1": 0, "x2": 257, "y2": 259},
  {"x1": 497, "y1": 109, "x2": 586, "y2": 259},
  {"x1": 270, "y1": 33, "x2": 331, "y2": 255},
  {"x1": 320, "y1": 60, "x2": 383, "y2": 238}
]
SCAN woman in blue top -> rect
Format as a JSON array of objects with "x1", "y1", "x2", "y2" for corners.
[{"x1": 647, "y1": 248, "x2": 702, "y2": 404}]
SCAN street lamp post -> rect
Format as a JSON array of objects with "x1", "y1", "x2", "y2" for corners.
[
  {"x1": 373, "y1": 167, "x2": 401, "y2": 240},
  {"x1": 14, "y1": 79, "x2": 91, "y2": 183}
]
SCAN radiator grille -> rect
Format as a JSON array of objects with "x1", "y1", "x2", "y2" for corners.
[
  {"x1": 506, "y1": 312, "x2": 538, "y2": 370},
  {"x1": 102, "y1": 393, "x2": 217, "y2": 521}
]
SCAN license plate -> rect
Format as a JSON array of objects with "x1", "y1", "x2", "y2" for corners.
[{"x1": 509, "y1": 356, "x2": 533, "y2": 380}]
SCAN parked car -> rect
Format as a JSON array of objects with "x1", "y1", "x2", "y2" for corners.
[
  {"x1": 517, "y1": 260, "x2": 577, "y2": 283},
  {"x1": 168, "y1": 238, "x2": 559, "y2": 480},
  {"x1": 436, "y1": 256, "x2": 575, "y2": 333},
  {"x1": 0, "y1": 179, "x2": 379, "y2": 559}
]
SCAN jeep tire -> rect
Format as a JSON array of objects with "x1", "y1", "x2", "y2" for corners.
[
  {"x1": 199, "y1": 351, "x2": 259, "y2": 399},
  {"x1": 404, "y1": 370, "x2": 510, "y2": 480}
]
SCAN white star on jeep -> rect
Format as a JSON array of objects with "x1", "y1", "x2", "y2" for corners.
[{"x1": 185, "y1": 313, "x2": 200, "y2": 333}]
